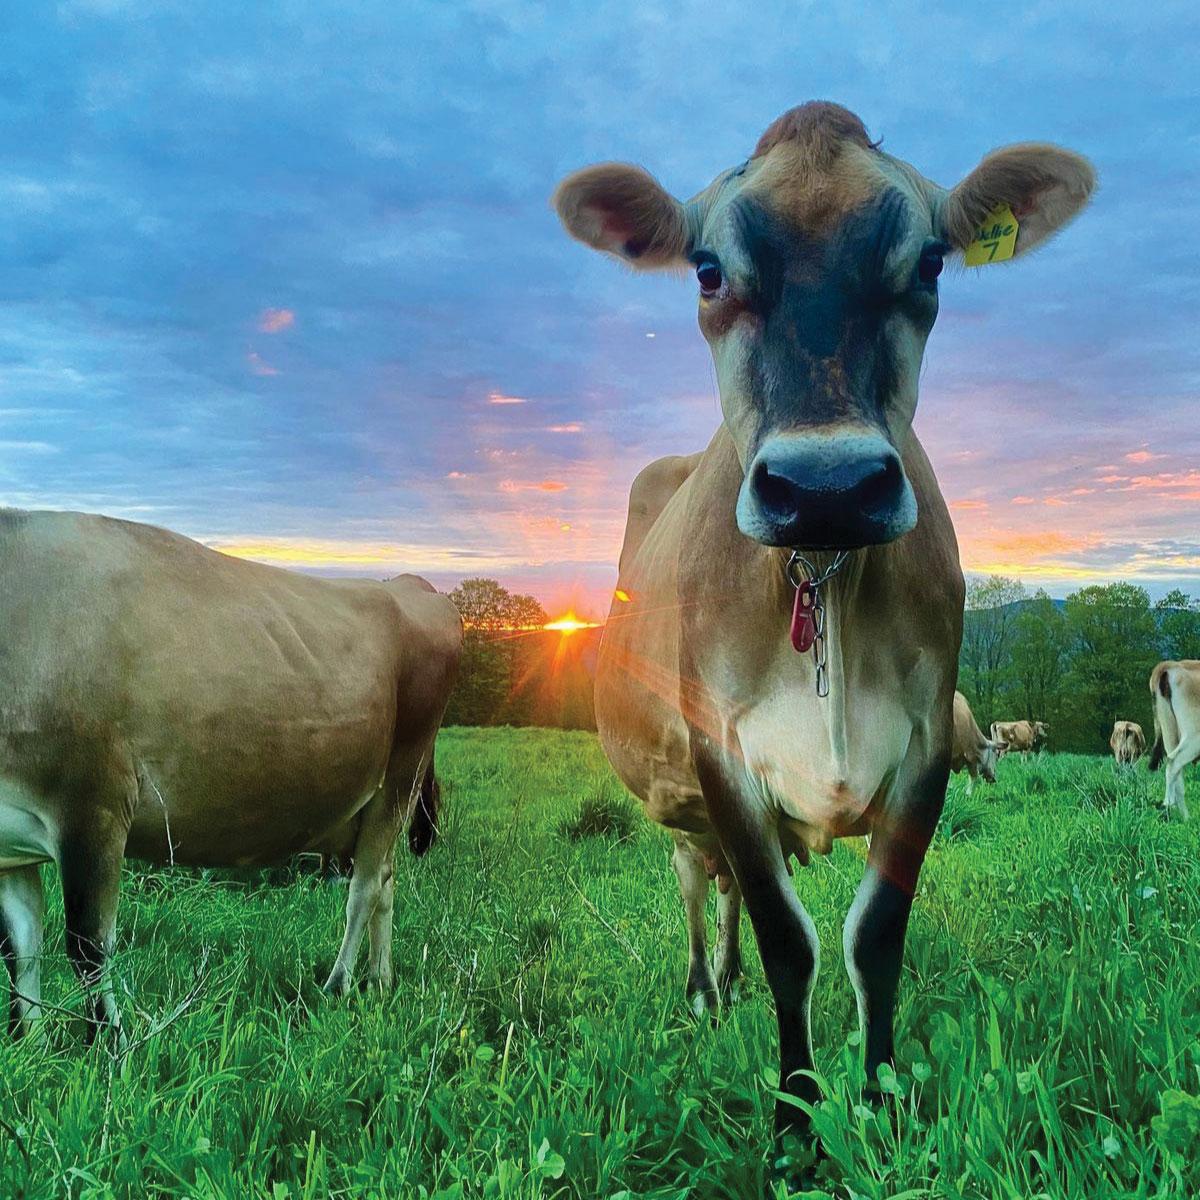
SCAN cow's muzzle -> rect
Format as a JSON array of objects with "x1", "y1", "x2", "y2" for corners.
[{"x1": 735, "y1": 431, "x2": 917, "y2": 550}]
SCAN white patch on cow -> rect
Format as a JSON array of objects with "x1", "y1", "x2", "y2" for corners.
[
  {"x1": 0, "y1": 779, "x2": 55, "y2": 870},
  {"x1": 735, "y1": 675, "x2": 913, "y2": 845}
]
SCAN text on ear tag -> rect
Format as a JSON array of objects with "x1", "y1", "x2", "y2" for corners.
[
  {"x1": 964, "y1": 203, "x2": 1019, "y2": 266},
  {"x1": 790, "y1": 581, "x2": 817, "y2": 653}
]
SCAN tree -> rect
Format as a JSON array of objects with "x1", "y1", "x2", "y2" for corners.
[
  {"x1": 1010, "y1": 589, "x2": 1069, "y2": 724},
  {"x1": 1156, "y1": 589, "x2": 1200, "y2": 661},
  {"x1": 443, "y1": 579, "x2": 549, "y2": 726},
  {"x1": 1063, "y1": 582, "x2": 1159, "y2": 749},
  {"x1": 959, "y1": 575, "x2": 1027, "y2": 724},
  {"x1": 447, "y1": 578, "x2": 547, "y2": 632}
]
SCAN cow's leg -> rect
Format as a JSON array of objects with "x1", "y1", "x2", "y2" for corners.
[
  {"x1": 671, "y1": 838, "x2": 718, "y2": 1016},
  {"x1": 365, "y1": 866, "x2": 395, "y2": 991},
  {"x1": 324, "y1": 753, "x2": 416, "y2": 996},
  {"x1": 694, "y1": 749, "x2": 820, "y2": 1138},
  {"x1": 59, "y1": 806, "x2": 129, "y2": 1042},
  {"x1": 842, "y1": 761, "x2": 944, "y2": 1090},
  {"x1": 0, "y1": 865, "x2": 45, "y2": 1036},
  {"x1": 965, "y1": 767, "x2": 976, "y2": 796},
  {"x1": 713, "y1": 878, "x2": 743, "y2": 1001},
  {"x1": 1164, "y1": 734, "x2": 1199, "y2": 821}
]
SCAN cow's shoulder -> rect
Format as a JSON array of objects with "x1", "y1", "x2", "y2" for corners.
[{"x1": 618, "y1": 450, "x2": 704, "y2": 576}]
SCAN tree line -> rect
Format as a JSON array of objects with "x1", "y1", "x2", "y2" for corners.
[
  {"x1": 960, "y1": 578, "x2": 1200, "y2": 753},
  {"x1": 442, "y1": 576, "x2": 1200, "y2": 753}
]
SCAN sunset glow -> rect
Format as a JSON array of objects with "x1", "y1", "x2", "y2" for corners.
[{"x1": 544, "y1": 612, "x2": 600, "y2": 635}]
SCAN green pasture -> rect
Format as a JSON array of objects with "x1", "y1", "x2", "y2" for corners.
[{"x1": 1, "y1": 729, "x2": 1198, "y2": 1199}]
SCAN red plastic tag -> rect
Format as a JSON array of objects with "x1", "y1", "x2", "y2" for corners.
[{"x1": 790, "y1": 581, "x2": 817, "y2": 653}]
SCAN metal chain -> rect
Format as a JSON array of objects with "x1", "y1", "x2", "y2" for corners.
[{"x1": 786, "y1": 550, "x2": 849, "y2": 699}]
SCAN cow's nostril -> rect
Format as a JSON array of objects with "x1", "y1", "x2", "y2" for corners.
[
  {"x1": 856, "y1": 456, "x2": 900, "y2": 510},
  {"x1": 754, "y1": 462, "x2": 797, "y2": 517}
]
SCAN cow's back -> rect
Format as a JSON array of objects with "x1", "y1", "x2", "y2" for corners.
[
  {"x1": 595, "y1": 453, "x2": 707, "y2": 831},
  {"x1": 0, "y1": 510, "x2": 454, "y2": 866}
]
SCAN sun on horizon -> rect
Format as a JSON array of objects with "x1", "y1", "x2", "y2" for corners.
[{"x1": 543, "y1": 611, "x2": 601, "y2": 635}]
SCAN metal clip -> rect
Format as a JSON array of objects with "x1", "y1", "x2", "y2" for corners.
[{"x1": 786, "y1": 550, "x2": 848, "y2": 699}]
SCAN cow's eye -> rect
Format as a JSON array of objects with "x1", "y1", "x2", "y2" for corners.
[
  {"x1": 918, "y1": 249, "x2": 944, "y2": 285},
  {"x1": 918, "y1": 246, "x2": 944, "y2": 286},
  {"x1": 696, "y1": 260, "x2": 723, "y2": 296}
]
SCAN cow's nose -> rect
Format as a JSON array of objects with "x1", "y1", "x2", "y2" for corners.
[{"x1": 735, "y1": 433, "x2": 917, "y2": 549}]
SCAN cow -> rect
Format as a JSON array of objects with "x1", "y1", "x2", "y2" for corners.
[
  {"x1": 951, "y1": 691, "x2": 1004, "y2": 792},
  {"x1": 1148, "y1": 660, "x2": 1200, "y2": 820},
  {"x1": 554, "y1": 100, "x2": 1093, "y2": 1179},
  {"x1": 1109, "y1": 720, "x2": 1146, "y2": 767},
  {"x1": 0, "y1": 508, "x2": 461, "y2": 1039},
  {"x1": 990, "y1": 719, "x2": 1050, "y2": 755}
]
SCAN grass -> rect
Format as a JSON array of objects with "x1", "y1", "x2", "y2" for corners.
[{"x1": 1, "y1": 730, "x2": 1199, "y2": 1199}]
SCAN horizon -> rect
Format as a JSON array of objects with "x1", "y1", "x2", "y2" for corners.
[{"x1": 2, "y1": 3, "x2": 1198, "y2": 614}]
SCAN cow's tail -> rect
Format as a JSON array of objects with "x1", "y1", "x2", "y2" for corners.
[
  {"x1": 408, "y1": 754, "x2": 441, "y2": 857},
  {"x1": 1148, "y1": 664, "x2": 1175, "y2": 772}
]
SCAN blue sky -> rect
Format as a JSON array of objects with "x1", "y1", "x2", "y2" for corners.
[{"x1": 2, "y1": 1, "x2": 1198, "y2": 613}]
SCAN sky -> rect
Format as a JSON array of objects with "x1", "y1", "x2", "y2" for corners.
[{"x1": 2, "y1": 1, "x2": 1198, "y2": 617}]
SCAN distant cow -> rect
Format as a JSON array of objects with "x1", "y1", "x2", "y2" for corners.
[
  {"x1": 951, "y1": 692, "x2": 1005, "y2": 791},
  {"x1": 0, "y1": 509, "x2": 461, "y2": 1037},
  {"x1": 1109, "y1": 720, "x2": 1146, "y2": 766},
  {"x1": 991, "y1": 719, "x2": 1049, "y2": 755},
  {"x1": 1148, "y1": 661, "x2": 1200, "y2": 821}
]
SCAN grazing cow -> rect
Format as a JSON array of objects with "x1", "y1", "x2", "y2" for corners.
[
  {"x1": 1109, "y1": 720, "x2": 1146, "y2": 767},
  {"x1": 951, "y1": 692, "x2": 1004, "y2": 791},
  {"x1": 1148, "y1": 661, "x2": 1200, "y2": 820},
  {"x1": 0, "y1": 509, "x2": 461, "y2": 1037},
  {"x1": 990, "y1": 719, "x2": 1050, "y2": 755},
  {"x1": 555, "y1": 100, "x2": 1093, "y2": 1173}
]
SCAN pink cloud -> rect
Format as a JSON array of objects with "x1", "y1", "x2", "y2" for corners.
[
  {"x1": 488, "y1": 391, "x2": 527, "y2": 405},
  {"x1": 1125, "y1": 448, "x2": 1163, "y2": 464},
  {"x1": 499, "y1": 479, "x2": 568, "y2": 494},
  {"x1": 546, "y1": 423, "x2": 584, "y2": 434},
  {"x1": 1011, "y1": 495, "x2": 1036, "y2": 505},
  {"x1": 949, "y1": 499, "x2": 988, "y2": 512},
  {"x1": 257, "y1": 308, "x2": 295, "y2": 334}
]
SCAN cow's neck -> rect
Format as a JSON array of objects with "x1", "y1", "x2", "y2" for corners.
[{"x1": 773, "y1": 543, "x2": 877, "y2": 768}]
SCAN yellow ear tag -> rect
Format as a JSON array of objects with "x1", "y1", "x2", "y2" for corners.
[{"x1": 964, "y1": 203, "x2": 1019, "y2": 266}]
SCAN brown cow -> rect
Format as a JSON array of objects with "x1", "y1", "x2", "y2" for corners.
[
  {"x1": 0, "y1": 509, "x2": 461, "y2": 1038},
  {"x1": 1109, "y1": 720, "x2": 1146, "y2": 767},
  {"x1": 555, "y1": 100, "x2": 1093, "y2": 1176},
  {"x1": 1148, "y1": 661, "x2": 1200, "y2": 820},
  {"x1": 951, "y1": 692, "x2": 1004, "y2": 791},
  {"x1": 990, "y1": 719, "x2": 1050, "y2": 755}
]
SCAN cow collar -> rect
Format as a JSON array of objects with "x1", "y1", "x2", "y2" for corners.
[{"x1": 785, "y1": 549, "x2": 850, "y2": 699}]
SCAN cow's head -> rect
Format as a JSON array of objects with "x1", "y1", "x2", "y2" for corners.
[
  {"x1": 1034, "y1": 721, "x2": 1050, "y2": 740},
  {"x1": 980, "y1": 739, "x2": 1006, "y2": 783},
  {"x1": 554, "y1": 102, "x2": 1094, "y2": 550}
]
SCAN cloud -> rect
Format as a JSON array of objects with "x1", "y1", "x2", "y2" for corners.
[
  {"x1": 499, "y1": 479, "x2": 568, "y2": 493},
  {"x1": 488, "y1": 391, "x2": 527, "y2": 405},
  {"x1": 246, "y1": 351, "x2": 279, "y2": 376},
  {"x1": 257, "y1": 308, "x2": 295, "y2": 333}
]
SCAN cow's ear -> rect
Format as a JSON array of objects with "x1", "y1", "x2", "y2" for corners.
[
  {"x1": 553, "y1": 163, "x2": 690, "y2": 269},
  {"x1": 943, "y1": 143, "x2": 1096, "y2": 258}
]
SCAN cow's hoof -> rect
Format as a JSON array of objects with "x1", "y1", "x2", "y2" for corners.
[
  {"x1": 688, "y1": 987, "x2": 719, "y2": 1020},
  {"x1": 716, "y1": 959, "x2": 743, "y2": 1004},
  {"x1": 322, "y1": 968, "x2": 351, "y2": 997}
]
